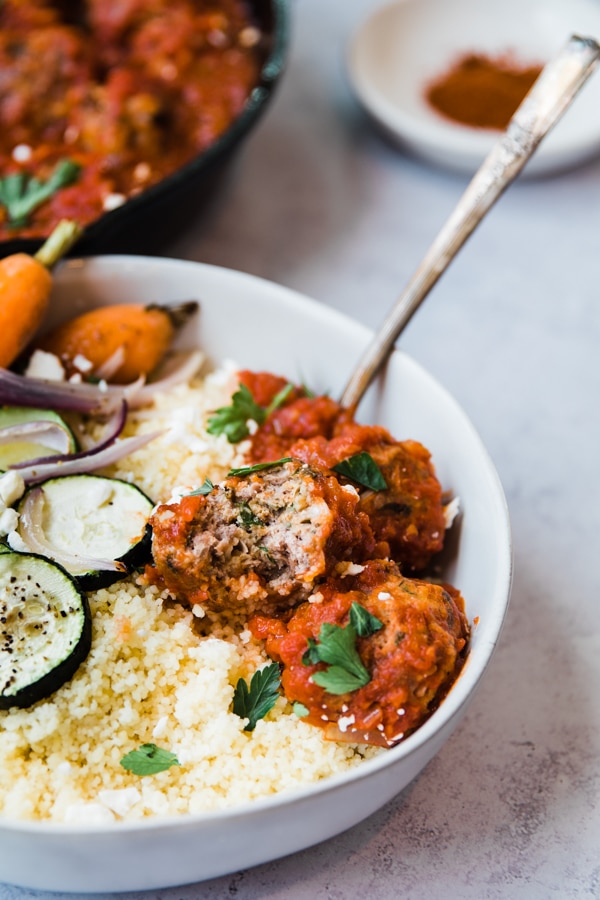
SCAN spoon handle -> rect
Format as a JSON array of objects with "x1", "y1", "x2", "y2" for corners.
[{"x1": 340, "y1": 34, "x2": 600, "y2": 410}]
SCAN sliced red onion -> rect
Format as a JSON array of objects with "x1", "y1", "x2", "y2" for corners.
[
  {"x1": 0, "y1": 421, "x2": 73, "y2": 454},
  {"x1": 93, "y1": 345, "x2": 126, "y2": 381},
  {"x1": 0, "y1": 367, "x2": 128, "y2": 414},
  {"x1": 13, "y1": 429, "x2": 163, "y2": 485},
  {"x1": 16, "y1": 487, "x2": 127, "y2": 574},
  {"x1": 128, "y1": 351, "x2": 204, "y2": 408},
  {"x1": 11, "y1": 400, "x2": 128, "y2": 471}
]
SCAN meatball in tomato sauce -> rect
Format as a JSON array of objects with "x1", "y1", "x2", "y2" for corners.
[
  {"x1": 249, "y1": 559, "x2": 469, "y2": 747},
  {"x1": 150, "y1": 459, "x2": 379, "y2": 617}
]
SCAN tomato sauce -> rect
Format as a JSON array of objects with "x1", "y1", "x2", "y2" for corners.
[{"x1": 0, "y1": 0, "x2": 264, "y2": 239}]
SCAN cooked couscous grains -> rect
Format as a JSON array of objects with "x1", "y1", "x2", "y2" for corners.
[{"x1": 0, "y1": 362, "x2": 379, "y2": 823}]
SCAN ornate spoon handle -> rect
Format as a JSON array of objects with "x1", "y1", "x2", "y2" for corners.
[{"x1": 340, "y1": 34, "x2": 600, "y2": 410}]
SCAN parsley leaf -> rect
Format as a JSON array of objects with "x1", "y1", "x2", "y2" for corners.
[
  {"x1": 312, "y1": 665, "x2": 368, "y2": 694},
  {"x1": 0, "y1": 159, "x2": 81, "y2": 228},
  {"x1": 312, "y1": 622, "x2": 369, "y2": 682},
  {"x1": 333, "y1": 452, "x2": 387, "y2": 491},
  {"x1": 237, "y1": 500, "x2": 262, "y2": 528},
  {"x1": 233, "y1": 662, "x2": 281, "y2": 731},
  {"x1": 302, "y1": 637, "x2": 321, "y2": 666},
  {"x1": 207, "y1": 382, "x2": 295, "y2": 444},
  {"x1": 187, "y1": 477, "x2": 214, "y2": 496},
  {"x1": 228, "y1": 457, "x2": 293, "y2": 477},
  {"x1": 349, "y1": 601, "x2": 384, "y2": 637},
  {"x1": 120, "y1": 743, "x2": 180, "y2": 776},
  {"x1": 264, "y1": 382, "x2": 294, "y2": 416},
  {"x1": 302, "y1": 604, "x2": 379, "y2": 696},
  {"x1": 293, "y1": 701, "x2": 310, "y2": 717},
  {"x1": 207, "y1": 383, "x2": 264, "y2": 443}
]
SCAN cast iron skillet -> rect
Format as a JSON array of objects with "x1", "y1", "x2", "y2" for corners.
[{"x1": 0, "y1": 0, "x2": 291, "y2": 258}]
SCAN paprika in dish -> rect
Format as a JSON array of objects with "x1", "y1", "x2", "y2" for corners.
[{"x1": 425, "y1": 52, "x2": 544, "y2": 130}]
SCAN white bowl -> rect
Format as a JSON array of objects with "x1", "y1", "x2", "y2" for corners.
[
  {"x1": 0, "y1": 256, "x2": 512, "y2": 893},
  {"x1": 347, "y1": 0, "x2": 600, "y2": 176}
]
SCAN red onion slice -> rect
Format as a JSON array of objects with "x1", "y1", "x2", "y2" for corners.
[
  {"x1": 13, "y1": 430, "x2": 163, "y2": 485},
  {"x1": 0, "y1": 421, "x2": 73, "y2": 454},
  {"x1": 0, "y1": 367, "x2": 128, "y2": 414},
  {"x1": 16, "y1": 487, "x2": 127, "y2": 574},
  {"x1": 128, "y1": 351, "x2": 204, "y2": 408}
]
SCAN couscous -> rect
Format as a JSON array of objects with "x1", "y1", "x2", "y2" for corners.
[{"x1": 0, "y1": 361, "x2": 381, "y2": 823}]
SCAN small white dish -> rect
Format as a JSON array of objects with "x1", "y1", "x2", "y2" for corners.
[
  {"x1": 0, "y1": 256, "x2": 512, "y2": 893},
  {"x1": 347, "y1": 0, "x2": 600, "y2": 176}
]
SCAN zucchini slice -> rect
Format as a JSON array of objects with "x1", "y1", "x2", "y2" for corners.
[
  {"x1": 0, "y1": 406, "x2": 77, "y2": 469},
  {"x1": 0, "y1": 551, "x2": 91, "y2": 709},
  {"x1": 14, "y1": 474, "x2": 154, "y2": 590}
]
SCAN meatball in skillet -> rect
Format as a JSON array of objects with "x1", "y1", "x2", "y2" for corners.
[{"x1": 150, "y1": 458, "x2": 379, "y2": 616}]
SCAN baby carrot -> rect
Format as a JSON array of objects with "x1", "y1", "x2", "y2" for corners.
[
  {"x1": 37, "y1": 301, "x2": 198, "y2": 383},
  {"x1": 0, "y1": 220, "x2": 82, "y2": 369}
]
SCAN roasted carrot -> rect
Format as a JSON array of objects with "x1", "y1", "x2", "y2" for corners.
[
  {"x1": 37, "y1": 301, "x2": 198, "y2": 383},
  {"x1": 0, "y1": 220, "x2": 82, "y2": 369}
]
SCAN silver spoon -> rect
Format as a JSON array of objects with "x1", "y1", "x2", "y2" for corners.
[{"x1": 340, "y1": 33, "x2": 600, "y2": 411}]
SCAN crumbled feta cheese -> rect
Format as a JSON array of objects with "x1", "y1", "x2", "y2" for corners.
[
  {"x1": 12, "y1": 144, "x2": 32, "y2": 162},
  {"x1": 341, "y1": 483, "x2": 359, "y2": 497},
  {"x1": 337, "y1": 714, "x2": 356, "y2": 733},
  {"x1": 98, "y1": 788, "x2": 141, "y2": 817},
  {"x1": 0, "y1": 470, "x2": 25, "y2": 507},
  {"x1": 378, "y1": 591, "x2": 392, "y2": 600},
  {"x1": 7, "y1": 530, "x2": 28, "y2": 553},
  {"x1": 308, "y1": 591, "x2": 324, "y2": 604},
  {"x1": 337, "y1": 562, "x2": 365, "y2": 577},
  {"x1": 0, "y1": 508, "x2": 19, "y2": 536},
  {"x1": 246, "y1": 418, "x2": 259, "y2": 435},
  {"x1": 443, "y1": 496, "x2": 461, "y2": 529},
  {"x1": 396, "y1": 708, "x2": 406, "y2": 716},
  {"x1": 103, "y1": 193, "x2": 126, "y2": 211},
  {"x1": 192, "y1": 604, "x2": 205, "y2": 618},
  {"x1": 152, "y1": 715, "x2": 169, "y2": 739},
  {"x1": 24, "y1": 349, "x2": 65, "y2": 381},
  {"x1": 64, "y1": 803, "x2": 116, "y2": 824},
  {"x1": 72, "y1": 353, "x2": 93, "y2": 373}
]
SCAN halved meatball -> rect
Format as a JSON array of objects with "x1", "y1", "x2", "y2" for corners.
[
  {"x1": 149, "y1": 459, "x2": 378, "y2": 616},
  {"x1": 249, "y1": 558, "x2": 469, "y2": 747}
]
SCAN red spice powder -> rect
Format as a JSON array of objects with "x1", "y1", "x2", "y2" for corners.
[{"x1": 425, "y1": 52, "x2": 544, "y2": 130}]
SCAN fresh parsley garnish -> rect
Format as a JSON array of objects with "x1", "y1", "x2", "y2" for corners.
[
  {"x1": 207, "y1": 382, "x2": 294, "y2": 443},
  {"x1": 232, "y1": 662, "x2": 281, "y2": 731},
  {"x1": 349, "y1": 601, "x2": 384, "y2": 637},
  {"x1": 302, "y1": 603, "x2": 382, "y2": 695},
  {"x1": 293, "y1": 701, "x2": 310, "y2": 717},
  {"x1": 0, "y1": 159, "x2": 81, "y2": 228},
  {"x1": 228, "y1": 457, "x2": 293, "y2": 477},
  {"x1": 187, "y1": 477, "x2": 214, "y2": 496},
  {"x1": 119, "y1": 743, "x2": 180, "y2": 776},
  {"x1": 237, "y1": 500, "x2": 262, "y2": 528},
  {"x1": 333, "y1": 452, "x2": 387, "y2": 491}
]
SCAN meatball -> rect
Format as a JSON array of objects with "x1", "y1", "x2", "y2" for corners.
[
  {"x1": 150, "y1": 458, "x2": 378, "y2": 617},
  {"x1": 249, "y1": 559, "x2": 469, "y2": 747},
  {"x1": 291, "y1": 425, "x2": 446, "y2": 573},
  {"x1": 235, "y1": 372, "x2": 448, "y2": 573}
]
